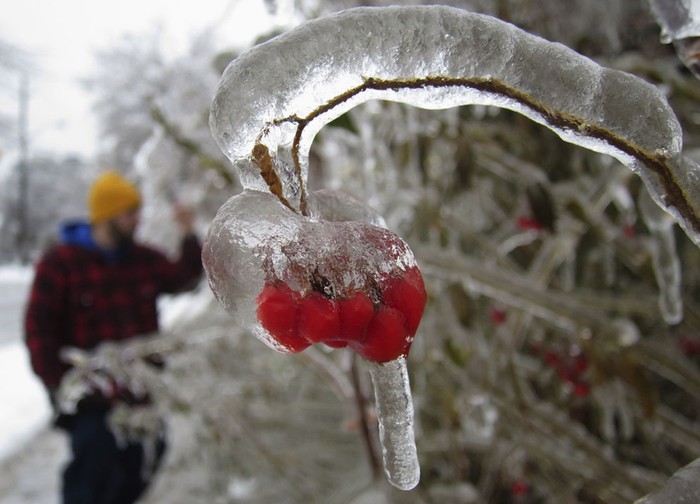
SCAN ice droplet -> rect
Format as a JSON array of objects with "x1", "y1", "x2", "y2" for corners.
[
  {"x1": 202, "y1": 190, "x2": 422, "y2": 355},
  {"x1": 367, "y1": 357, "x2": 420, "y2": 490}
]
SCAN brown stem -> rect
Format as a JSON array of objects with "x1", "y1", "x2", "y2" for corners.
[
  {"x1": 251, "y1": 143, "x2": 296, "y2": 212},
  {"x1": 263, "y1": 75, "x2": 699, "y2": 234}
]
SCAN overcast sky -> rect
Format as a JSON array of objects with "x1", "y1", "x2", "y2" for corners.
[{"x1": 0, "y1": 0, "x2": 279, "y2": 159}]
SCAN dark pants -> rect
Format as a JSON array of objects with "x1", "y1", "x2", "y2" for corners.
[{"x1": 61, "y1": 410, "x2": 166, "y2": 504}]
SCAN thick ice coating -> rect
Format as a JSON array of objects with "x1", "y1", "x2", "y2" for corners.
[
  {"x1": 210, "y1": 5, "x2": 700, "y2": 246},
  {"x1": 203, "y1": 189, "x2": 425, "y2": 360},
  {"x1": 635, "y1": 457, "x2": 700, "y2": 504},
  {"x1": 648, "y1": 0, "x2": 700, "y2": 42}
]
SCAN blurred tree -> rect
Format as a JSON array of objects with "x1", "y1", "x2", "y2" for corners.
[
  {"x1": 84, "y1": 33, "x2": 169, "y2": 172},
  {"x1": 83, "y1": 29, "x2": 235, "y2": 255},
  {"x1": 0, "y1": 38, "x2": 32, "y2": 149},
  {"x1": 0, "y1": 155, "x2": 95, "y2": 262}
]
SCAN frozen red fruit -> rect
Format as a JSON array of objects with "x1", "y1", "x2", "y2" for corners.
[
  {"x1": 299, "y1": 292, "x2": 341, "y2": 344},
  {"x1": 381, "y1": 267, "x2": 427, "y2": 336},
  {"x1": 324, "y1": 292, "x2": 374, "y2": 349},
  {"x1": 338, "y1": 291, "x2": 375, "y2": 342},
  {"x1": 352, "y1": 306, "x2": 411, "y2": 363},
  {"x1": 256, "y1": 282, "x2": 309, "y2": 353}
]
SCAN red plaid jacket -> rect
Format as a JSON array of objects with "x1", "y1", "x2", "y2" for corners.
[{"x1": 24, "y1": 233, "x2": 203, "y2": 389}]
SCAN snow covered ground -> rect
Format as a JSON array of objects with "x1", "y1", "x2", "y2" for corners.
[
  {"x1": 0, "y1": 265, "x2": 61, "y2": 503},
  {"x1": 0, "y1": 266, "x2": 51, "y2": 462},
  {"x1": 0, "y1": 343, "x2": 51, "y2": 460},
  {"x1": 0, "y1": 427, "x2": 64, "y2": 504}
]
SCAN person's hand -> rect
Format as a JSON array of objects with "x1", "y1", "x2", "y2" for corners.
[{"x1": 173, "y1": 203, "x2": 195, "y2": 234}]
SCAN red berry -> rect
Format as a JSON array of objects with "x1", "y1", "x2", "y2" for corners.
[
  {"x1": 338, "y1": 292, "x2": 375, "y2": 342},
  {"x1": 299, "y1": 292, "x2": 340, "y2": 344},
  {"x1": 680, "y1": 338, "x2": 700, "y2": 355},
  {"x1": 517, "y1": 216, "x2": 543, "y2": 231},
  {"x1": 381, "y1": 266, "x2": 427, "y2": 336},
  {"x1": 573, "y1": 353, "x2": 588, "y2": 374},
  {"x1": 256, "y1": 283, "x2": 309, "y2": 353},
  {"x1": 558, "y1": 369, "x2": 575, "y2": 383},
  {"x1": 352, "y1": 307, "x2": 411, "y2": 363},
  {"x1": 543, "y1": 350, "x2": 560, "y2": 367},
  {"x1": 573, "y1": 382, "x2": 590, "y2": 397},
  {"x1": 511, "y1": 481, "x2": 529, "y2": 497},
  {"x1": 489, "y1": 307, "x2": 507, "y2": 326}
]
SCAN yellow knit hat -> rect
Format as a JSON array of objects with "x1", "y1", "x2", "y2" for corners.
[{"x1": 88, "y1": 171, "x2": 141, "y2": 223}]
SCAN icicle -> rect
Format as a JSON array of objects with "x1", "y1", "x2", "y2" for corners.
[
  {"x1": 367, "y1": 357, "x2": 420, "y2": 491},
  {"x1": 638, "y1": 191, "x2": 683, "y2": 325}
]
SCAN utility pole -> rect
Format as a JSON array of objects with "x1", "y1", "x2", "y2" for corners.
[{"x1": 17, "y1": 71, "x2": 29, "y2": 264}]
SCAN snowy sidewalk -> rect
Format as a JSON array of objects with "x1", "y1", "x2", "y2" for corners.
[
  {"x1": 0, "y1": 266, "x2": 62, "y2": 503},
  {"x1": 0, "y1": 343, "x2": 52, "y2": 461},
  {"x1": 0, "y1": 425, "x2": 65, "y2": 503},
  {"x1": 0, "y1": 344, "x2": 57, "y2": 503}
]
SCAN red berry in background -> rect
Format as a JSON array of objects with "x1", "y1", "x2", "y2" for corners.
[
  {"x1": 542, "y1": 350, "x2": 560, "y2": 367},
  {"x1": 353, "y1": 306, "x2": 411, "y2": 363},
  {"x1": 339, "y1": 291, "x2": 375, "y2": 342},
  {"x1": 516, "y1": 216, "x2": 543, "y2": 231},
  {"x1": 299, "y1": 292, "x2": 341, "y2": 344},
  {"x1": 511, "y1": 480, "x2": 529, "y2": 497},
  {"x1": 381, "y1": 266, "x2": 427, "y2": 336},
  {"x1": 256, "y1": 283, "x2": 309, "y2": 353},
  {"x1": 489, "y1": 307, "x2": 507, "y2": 326},
  {"x1": 573, "y1": 382, "x2": 590, "y2": 398},
  {"x1": 573, "y1": 352, "x2": 588, "y2": 374},
  {"x1": 680, "y1": 337, "x2": 700, "y2": 355}
]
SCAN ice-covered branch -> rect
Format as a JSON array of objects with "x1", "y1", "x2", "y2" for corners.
[
  {"x1": 635, "y1": 457, "x2": 700, "y2": 504},
  {"x1": 648, "y1": 0, "x2": 700, "y2": 77},
  {"x1": 648, "y1": 0, "x2": 700, "y2": 42},
  {"x1": 205, "y1": 4, "x2": 700, "y2": 495},
  {"x1": 210, "y1": 5, "x2": 700, "y2": 245}
]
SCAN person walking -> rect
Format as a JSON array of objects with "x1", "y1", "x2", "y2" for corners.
[{"x1": 24, "y1": 170, "x2": 203, "y2": 504}]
